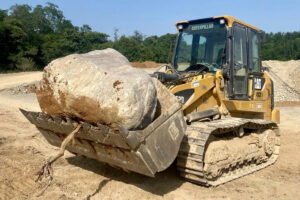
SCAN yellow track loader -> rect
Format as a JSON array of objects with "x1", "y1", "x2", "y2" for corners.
[{"x1": 21, "y1": 15, "x2": 280, "y2": 186}]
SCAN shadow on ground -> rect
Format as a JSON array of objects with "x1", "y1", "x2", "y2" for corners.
[
  {"x1": 67, "y1": 156, "x2": 184, "y2": 196},
  {"x1": 85, "y1": 178, "x2": 111, "y2": 200}
]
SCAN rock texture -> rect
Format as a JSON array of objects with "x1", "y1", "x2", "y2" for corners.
[{"x1": 36, "y1": 48, "x2": 157, "y2": 130}]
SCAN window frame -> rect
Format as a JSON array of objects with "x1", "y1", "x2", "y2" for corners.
[
  {"x1": 172, "y1": 18, "x2": 228, "y2": 73},
  {"x1": 233, "y1": 24, "x2": 247, "y2": 69},
  {"x1": 228, "y1": 22, "x2": 263, "y2": 100},
  {"x1": 230, "y1": 22, "x2": 249, "y2": 100},
  {"x1": 247, "y1": 28, "x2": 262, "y2": 75}
]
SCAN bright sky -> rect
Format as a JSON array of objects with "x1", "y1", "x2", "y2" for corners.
[{"x1": 1, "y1": 0, "x2": 300, "y2": 38}]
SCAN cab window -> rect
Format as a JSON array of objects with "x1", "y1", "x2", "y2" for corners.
[
  {"x1": 233, "y1": 25, "x2": 247, "y2": 74},
  {"x1": 248, "y1": 29, "x2": 260, "y2": 72},
  {"x1": 232, "y1": 25, "x2": 248, "y2": 99}
]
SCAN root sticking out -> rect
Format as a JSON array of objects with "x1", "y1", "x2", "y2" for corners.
[{"x1": 35, "y1": 123, "x2": 82, "y2": 197}]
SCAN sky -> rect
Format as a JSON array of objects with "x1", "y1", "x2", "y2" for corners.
[{"x1": 1, "y1": 0, "x2": 300, "y2": 38}]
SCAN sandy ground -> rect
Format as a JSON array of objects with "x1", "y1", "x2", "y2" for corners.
[
  {"x1": 0, "y1": 72, "x2": 42, "y2": 91},
  {"x1": 0, "y1": 72, "x2": 300, "y2": 200}
]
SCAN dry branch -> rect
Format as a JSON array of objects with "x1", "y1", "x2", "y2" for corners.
[{"x1": 35, "y1": 123, "x2": 82, "y2": 196}]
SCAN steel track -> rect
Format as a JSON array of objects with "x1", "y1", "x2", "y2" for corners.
[{"x1": 176, "y1": 117, "x2": 280, "y2": 186}]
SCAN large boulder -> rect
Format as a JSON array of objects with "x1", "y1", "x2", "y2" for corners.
[{"x1": 36, "y1": 48, "x2": 157, "y2": 130}]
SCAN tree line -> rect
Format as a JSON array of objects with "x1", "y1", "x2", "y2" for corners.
[
  {"x1": 262, "y1": 32, "x2": 300, "y2": 60},
  {"x1": 0, "y1": 3, "x2": 299, "y2": 72}
]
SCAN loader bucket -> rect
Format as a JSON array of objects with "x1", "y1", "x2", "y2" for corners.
[{"x1": 20, "y1": 96, "x2": 186, "y2": 177}]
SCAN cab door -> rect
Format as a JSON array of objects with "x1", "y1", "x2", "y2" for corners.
[
  {"x1": 231, "y1": 24, "x2": 248, "y2": 100},
  {"x1": 248, "y1": 28, "x2": 265, "y2": 101},
  {"x1": 228, "y1": 23, "x2": 266, "y2": 101}
]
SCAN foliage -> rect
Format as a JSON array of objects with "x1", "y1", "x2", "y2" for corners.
[
  {"x1": 0, "y1": 3, "x2": 299, "y2": 72},
  {"x1": 0, "y1": 3, "x2": 109, "y2": 71},
  {"x1": 262, "y1": 32, "x2": 300, "y2": 60}
]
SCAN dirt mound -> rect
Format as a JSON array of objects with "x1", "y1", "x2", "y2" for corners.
[
  {"x1": 263, "y1": 60, "x2": 300, "y2": 102},
  {"x1": 1, "y1": 81, "x2": 39, "y2": 95},
  {"x1": 131, "y1": 61, "x2": 164, "y2": 68},
  {"x1": 0, "y1": 71, "x2": 42, "y2": 91}
]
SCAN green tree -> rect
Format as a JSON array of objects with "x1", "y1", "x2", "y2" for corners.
[
  {"x1": 0, "y1": 9, "x2": 7, "y2": 21},
  {"x1": 262, "y1": 31, "x2": 300, "y2": 61},
  {"x1": 0, "y1": 17, "x2": 28, "y2": 70},
  {"x1": 0, "y1": 3, "x2": 109, "y2": 71}
]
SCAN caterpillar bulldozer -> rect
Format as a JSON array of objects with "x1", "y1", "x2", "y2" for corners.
[{"x1": 21, "y1": 15, "x2": 280, "y2": 186}]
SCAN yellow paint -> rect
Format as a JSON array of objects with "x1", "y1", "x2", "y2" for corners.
[
  {"x1": 175, "y1": 20, "x2": 189, "y2": 26},
  {"x1": 223, "y1": 100, "x2": 267, "y2": 113},
  {"x1": 214, "y1": 15, "x2": 260, "y2": 31},
  {"x1": 175, "y1": 15, "x2": 260, "y2": 32},
  {"x1": 272, "y1": 109, "x2": 280, "y2": 123},
  {"x1": 169, "y1": 75, "x2": 215, "y2": 111},
  {"x1": 169, "y1": 69, "x2": 275, "y2": 121}
]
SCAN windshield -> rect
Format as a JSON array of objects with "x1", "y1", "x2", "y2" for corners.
[{"x1": 174, "y1": 19, "x2": 227, "y2": 73}]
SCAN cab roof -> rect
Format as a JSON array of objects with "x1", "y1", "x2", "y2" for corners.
[{"x1": 175, "y1": 15, "x2": 260, "y2": 32}]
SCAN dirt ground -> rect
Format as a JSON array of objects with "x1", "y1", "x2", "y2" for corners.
[
  {"x1": 131, "y1": 61, "x2": 165, "y2": 68},
  {"x1": 0, "y1": 72, "x2": 300, "y2": 200}
]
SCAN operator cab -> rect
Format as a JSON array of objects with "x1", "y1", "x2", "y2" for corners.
[
  {"x1": 173, "y1": 16, "x2": 265, "y2": 100},
  {"x1": 174, "y1": 18, "x2": 227, "y2": 73}
]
